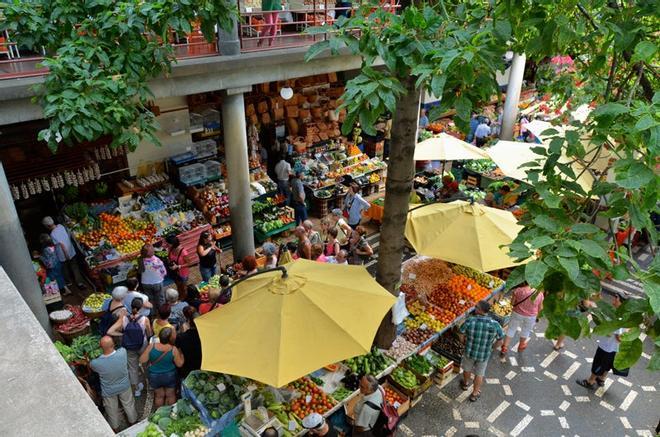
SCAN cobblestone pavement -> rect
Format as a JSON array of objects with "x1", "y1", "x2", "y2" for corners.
[{"x1": 398, "y1": 319, "x2": 659, "y2": 437}]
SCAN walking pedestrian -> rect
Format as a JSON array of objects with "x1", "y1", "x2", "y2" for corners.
[
  {"x1": 38, "y1": 233, "x2": 71, "y2": 295},
  {"x1": 576, "y1": 293, "x2": 626, "y2": 389},
  {"x1": 197, "y1": 231, "x2": 221, "y2": 283},
  {"x1": 42, "y1": 216, "x2": 86, "y2": 289},
  {"x1": 166, "y1": 235, "x2": 192, "y2": 300},
  {"x1": 500, "y1": 283, "x2": 544, "y2": 357},
  {"x1": 459, "y1": 300, "x2": 504, "y2": 402},
  {"x1": 291, "y1": 171, "x2": 308, "y2": 225},
  {"x1": 107, "y1": 297, "x2": 151, "y2": 398},
  {"x1": 137, "y1": 244, "x2": 167, "y2": 306},
  {"x1": 90, "y1": 336, "x2": 138, "y2": 432},
  {"x1": 344, "y1": 184, "x2": 370, "y2": 228}
]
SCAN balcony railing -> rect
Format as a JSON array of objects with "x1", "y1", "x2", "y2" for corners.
[{"x1": 0, "y1": 1, "x2": 398, "y2": 80}]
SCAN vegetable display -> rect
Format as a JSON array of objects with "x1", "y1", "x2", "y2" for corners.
[
  {"x1": 383, "y1": 386, "x2": 407, "y2": 406},
  {"x1": 492, "y1": 298, "x2": 513, "y2": 317},
  {"x1": 344, "y1": 348, "x2": 391, "y2": 376},
  {"x1": 184, "y1": 371, "x2": 241, "y2": 419},
  {"x1": 82, "y1": 293, "x2": 110, "y2": 313},
  {"x1": 384, "y1": 337, "x2": 417, "y2": 361},
  {"x1": 405, "y1": 355, "x2": 433, "y2": 376},
  {"x1": 391, "y1": 367, "x2": 419, "y2": 390},
  {"x1": 55, "y1": 334, "x2": 102, "y2": 363},
  {"x1": 402, "y1": 258, "x2": 455, "y2": 295},
  {"x1": 136, "y1": 423, "x2": 162, "y2": 437},
  {"x1": 445, "y1": 275, "x2": 490, "y2": 301},
  {"x1": 403, "y1": 328, "x2": 435, "y2": 345},
  {"x1": 451, "y1": 264, "x2": 504, "y2": 290},
  {"x1": 331, "y1": 387, "x2": 354, "y2": 401},
  {"x1": 54, "y1": 305, "x2": 90, "y2": 334},
  {"x1": 148, "y1": 400, "x2": 207, "y2": 436}
]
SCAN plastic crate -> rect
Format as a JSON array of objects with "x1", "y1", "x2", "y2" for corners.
[
  {"x1": 181, "y1": 378, "x2": 242, "y2": 434},
  {"x1": 205, "y1": 160, "x2": 222, "y2": 180},
  {"x1": 201, "y1": 108, "x2": 221, "y2": 132},
  {"x1": 180, "y1": 163, "x2": 207, "y2": 186},
  {"x1": 194, "y1": 139, "x2": 218, "y2": 159},
  {"x1": 190, "y1": 112, "x2": 204, "y2": 133}
]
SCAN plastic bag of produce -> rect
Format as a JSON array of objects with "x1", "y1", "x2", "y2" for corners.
[{"x1": 391, "y1": 292, "x2": 409, "y2": 325}]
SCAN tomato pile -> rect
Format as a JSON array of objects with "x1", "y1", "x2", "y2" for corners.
[
  {"x1": 428, "y1": 284, "x2": 474, "y2": 318},
  {"x1": 383, "y1": 386, "x2": 407, "y2": 406},
  {"x1": 288, "y1": 378, "x2": 336, "y2": 417}
]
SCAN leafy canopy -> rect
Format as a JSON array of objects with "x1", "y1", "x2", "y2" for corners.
[{"x1": 0, "y1": 0, "x2": 235, "y2": 151}]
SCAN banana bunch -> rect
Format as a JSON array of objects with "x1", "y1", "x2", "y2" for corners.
[{"x1": 452, "y1": 264, "x2": 504, "y2": 289}]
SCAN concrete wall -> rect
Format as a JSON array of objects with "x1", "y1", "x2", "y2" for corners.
[
  {"x1": 126, "y1": 96, "x2": 193, "y2": 176},
  {"x1": 0, "y1": 47, "x2": 371, "y2": 126},
  {"x1": 0, "y1": 267, "x2": 113, "y2": 437}
]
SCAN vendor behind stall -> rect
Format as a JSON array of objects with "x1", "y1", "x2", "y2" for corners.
[
  {"x1": 485, "y1": 185, "x2": 517, "y2": 209},
  {"x1": 436, "y1": 175, "x2": 465, "y2": 201}
]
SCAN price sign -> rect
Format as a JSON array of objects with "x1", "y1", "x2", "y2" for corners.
[
  {"x1": 216, "y1": 383, "x2": 226, "y2": 392},
  {"x1": 489, "y1": 280, "x2": 494, "y2": 288},
  {"x1": 245, "y1": 6, "x2": 253, "y2": 12},
  {"x1": 409, "y1": 273, "x2": 416, "y2": 280},
  {"x1": 241, "y1": 392, "x2": 252, "y2": 416},
  {"x1": 459, "y1": 299, "x2": 466, "y2": 305},
  {"x1": 467, "y1": 285, "x2": 472, "y2": 291},
  {"x1": 288, "y1": 420, "x2": 297, "y2": 431},
  {"x1": 420, "y1": 323, "x2": 428, "y2": 330},
  {"x1": 393, "y1": 401, "x2": 401, "y2": 408},
  {"x1": 319, "y1": 3, "x2": 324, "y2": 8},
  {"x1": 247, "y1": 384, "x2": 258, "y2": 392},
  {"x1": 305, "y1": 394, "x2": 312, "y2": 404}
]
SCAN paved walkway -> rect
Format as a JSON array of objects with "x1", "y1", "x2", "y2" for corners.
[{"x1": 398, "y1": 320, "x2": 659, "y2": 437}]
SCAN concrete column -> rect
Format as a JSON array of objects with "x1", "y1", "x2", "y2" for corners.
[
  {"x1": 217, "y1": 0, "x2": 241, "y2": 56},
  {"x1": 500, "y1": 53, "x2": 526, "y2": 141},
  {"x1": 221, "y1": 87, "x2": 255, "y2": 261},
  {"x1": 0, "y1": 163, "x2": 51, "y2": 335}
]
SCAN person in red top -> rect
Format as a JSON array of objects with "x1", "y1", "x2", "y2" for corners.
[
  {"x1": 166, "y1": 235, "x2": 192, "y2": 300},
  {"x1": 500, "y1": 283, "x2": 544, "y2": 357}
]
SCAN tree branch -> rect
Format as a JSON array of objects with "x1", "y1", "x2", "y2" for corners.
[
  {"x1": 577, "y1": 3, "x2": 599, "y2": 31},
  {"x1": 604, "y1": 54, "x2": 618, "y2": 102}
]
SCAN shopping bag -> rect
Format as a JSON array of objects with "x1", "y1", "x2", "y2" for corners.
[{"x1": 391, "y1": 292, "x2": 410, "y2": 325}]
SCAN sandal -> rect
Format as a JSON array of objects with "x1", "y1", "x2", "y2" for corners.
[
  {"x1": 499, "y1": 345, "x2": 508, "y2": 358},
  {"x1": 469, "y1": 392, "x2": 481, "y2": 402},
  {"x1": 460, "y1": 380, "x2": 470, "y2": 391},
  {"x1": 553, "y1": 345, "x2": 564, "y2": 351},
  {"x1": 576, "y1": 379, "x2": 596, "y2": 390},
  {"x1": 596, "y1": 378, "x2": 605, "y2": 387},
  {"x1": 518, "y1": 341, "x2": 528, "y2": 352}
]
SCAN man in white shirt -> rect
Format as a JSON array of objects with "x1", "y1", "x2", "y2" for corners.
[
  {"x1": 274, "y1": 156, "x2": 292, "y2": 204},
  {"x1": 42, "y1": 216, "x2": 85, "y2": 288},
  {"x1": 474, "y1": 120, "x2": 491, "y2": 148},
  {"x1": 576, "y1": 292, "x2": 626, "y2": 389},
  {"x1": 353, "y1": 375, "x2": 383, "y2": 436},
  {"x1": 327, "y1": 250, "x2": 349, "y2": 265}
]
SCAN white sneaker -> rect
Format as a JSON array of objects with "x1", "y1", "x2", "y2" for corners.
[{"x1": 134, "y1": 382, "x2": 144, "y2": 397}]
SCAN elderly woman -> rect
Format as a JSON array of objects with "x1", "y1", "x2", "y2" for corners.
[
  {"x1": 330, "y1": 209, "x2": 352, "y2": 250},
  {"x1": 262, "y1": 242, "x2": 279, "y2": 269},
  {"x1": 164, "y1": 288, "x2": 189, "y2": 332},
  {"x1": 101, "y1": 286, "x2": 129, "y2": 337},
  {"x1": 138, "y1": 244, "x2": 167, "y2": 306}
]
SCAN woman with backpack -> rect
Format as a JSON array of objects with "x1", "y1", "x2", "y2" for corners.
[
  {"x1": 140, "y1": 327, "x2": 184, "y2": 408},
  {"x1": 107, "y1": 297, "x2": 151, "y2": 398}
]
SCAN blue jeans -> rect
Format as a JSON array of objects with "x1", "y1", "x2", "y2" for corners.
[
  {"x1": 149, "y1": 370, "x2": 177, "y2": 389},
  {"x1": 293, "y1": 202, "x2": 307, "y2": 225},
  {"x1": 48, "y1": 263, "x2": 66, "y2": 290},
  {"x1": 200, "y1": 266, "x2": 216, "y2": 283}
]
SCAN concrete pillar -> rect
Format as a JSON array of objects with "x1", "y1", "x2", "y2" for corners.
[
  {"x1": 217, "y1": 0, "x2": 241, "y2": 56},
  {"x1": 500, "y1": 53, "x2": 526, "y2": 141},
  {"x1": 0, "y1": 163, "x2": 51, "y2": 335},
  {"x1": 221, "y1": 87, "x2": 255, "y2": 261}
]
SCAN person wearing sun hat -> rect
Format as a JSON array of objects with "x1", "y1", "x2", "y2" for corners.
[{"x1": 302, "y1": 412, "x2": 338, "y2": 437}]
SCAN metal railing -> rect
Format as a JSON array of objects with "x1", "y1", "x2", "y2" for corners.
[{"x1": 0, "y1": 1, "x2": 398, "y2": 80}]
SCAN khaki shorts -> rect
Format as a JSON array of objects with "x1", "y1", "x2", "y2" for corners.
[{"x1": 461, "y1": 356, "x2": 489, "y2": 377}]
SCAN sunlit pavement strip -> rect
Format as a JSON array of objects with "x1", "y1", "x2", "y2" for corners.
[
  {"x1": 455, "y1": 389, "x2": 471, "y2": 403},
  {"x1": 505, "y1": 370, "x2": 517, "y2": 380},
  {"x1": 636, "y1": 430, "x2": 653, "y2": 437},
  {"x1": 540, "y1": 350, "x2": 559, "y2": 368},
  {"x1": 487, "y1": 426, "x2": 506, "y2": 437},
  {"x1": 563, "y1": 350, "x2": 578, "y2": 359},
  {"x1": 641, "y1": 386, "x2": 656, "y2": 391},
  {"x1": 561, "y1": 385, "x2": 572, "y2": 396},
  {"x1": 618, "y1": 377, "x2": 633, "y2": 387},
  {"x1": 641, "y1": 352, "x2": 651, "y2": 360},
  {"x1": 452, "y1": 408, "x2": 461, "y2": 421},
  {"x1": 559, "y1": 400, "x2": 571, "y2": 411},
  {"x1": 444, "y1": 426, "x2": 457, "y2": 437},
  {"x1": 464, "y1": 422, "x2": 479, "y2": 429},
  {"x1": 620, "y1": 417, "x2": 632, "y2": 429},
  {"x1": 521, "y1": 366, "x2": 535, "y2": 372},
  {"x1": 600, "y1": 400, "x2": 615, "y2": 411},
  {"x1": 595, "y1": 379, "x2": 613, "y2": 397},
  {"x1": 510, "y1": 414, "x2": 534, "y2": 436},
  {"x1": 562, "y1": 362, "x2": 581, "y2": 380},
  {"x1": 486, "y1": 401, "x2": 510, "y2": 423},
  {"x1": 541, "y1": 410, "x2": 555, "y2": 416},
  {"x1": 509, "y1": 356, "x2": 518, "y2": 366},
  {"x1": 543, "y1": 370, "x2": 558, "y2": 380},
  {"x1": 515, "y1": 400, "x2": 531, "y2": 411},
  {"x1": 575, "y1": 396, "x2": 590, "y2": 402},
  {"x1": 559, "y1": 417, "x2": 570, "y2": 429},
  {"x1": 619, "y1": 390, "x2": 638, "y2": 411},
  {"x1": 502, "y1": 384, "x2": 513, "y2": 396},
  {"x1": 399, "y1": 424, "x2": 414, "y2": 436},
  {"x1": 485, "y1": 378, "x2": 500, "y2": 384},
  {"x1": 436, "y1": 392, "x2": 451, "y2": 403}
]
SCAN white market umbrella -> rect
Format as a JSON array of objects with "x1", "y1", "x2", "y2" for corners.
[
  {"x1": 414, "y1": 133, "x2": 489, "y2": 161},
  {"x1": 487, "y1": 140, "x2": 596, "y2": 192}
]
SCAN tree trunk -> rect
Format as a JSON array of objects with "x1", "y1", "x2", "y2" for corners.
[{"x1": 374, "y1": 76, "x2": 420, "y2": 348}]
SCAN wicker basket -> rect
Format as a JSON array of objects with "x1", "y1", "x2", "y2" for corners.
[
  {"x1": 58, "y1": 324, "x2": 91, "y2": 344},
  {"x1": 83, "y1": 309, "x2": 105, "y2": 320}
]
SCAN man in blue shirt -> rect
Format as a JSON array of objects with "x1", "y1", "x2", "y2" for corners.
[
  {"x1": 290, "y1": 171, "x2": 307, "y2": 225},
  {"x1": 418, "y1": 108, "x2": 429, "y2": 129},
  {"x1": 90, "y1": 336, "x2": 137, "y2": 431},
  {"x1": 466, "y1": 113, "x2": 480, "y2": 143},
  {"x1": 344, "y1": 184, "x2": 371, "y2": 228}
]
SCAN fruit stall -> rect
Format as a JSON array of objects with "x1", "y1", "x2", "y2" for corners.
[
  {"x1": 295, "y1": 143, "x2": 387, "y2": 218},
  {"x1": 64, "y1": 183, "x2": 211, "y2": 290},
  {"x1": 119, "y1": 256, "x2": 511, "y2": 437}
]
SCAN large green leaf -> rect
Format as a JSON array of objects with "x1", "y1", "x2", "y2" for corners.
[
  {"x1": 613, "y1": 339, "x2": 643, "y2": 369},
  {"x1": 615, "y1": 162, "x2": 655, "y2": 189},
  {"x1": 644, "y1": 279, "x2": 660, "y2": 315},
  {"x1": 648, "y1": 349, "x2": 660, "y2": 371},
  {"x1": 558, "y1": 256, "x2": 580, "y2": 281},
  {"x1": 525, "y1": 260, "x2": 548, "y2": 288},
  {"x1": 576, "y1": 240, "x2": 609, "y2": 262}
]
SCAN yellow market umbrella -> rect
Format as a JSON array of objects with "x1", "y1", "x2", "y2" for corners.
[
  {"x1": 405, "y1": 200, "x2": 523, "y2": 272},
  {"x1": 487, "y1": 140, "x2": 597, "y2": 192},
  {"x1": 414, "y1": 133, "x2": 489, "y2": 161},
  {"x1": 196, "y1": 259, "x2": 396, "y2": 387}
]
